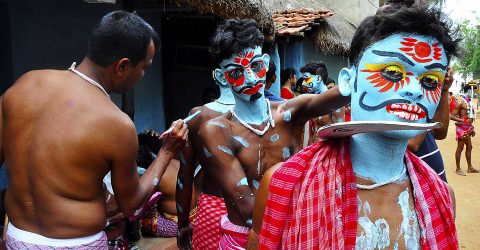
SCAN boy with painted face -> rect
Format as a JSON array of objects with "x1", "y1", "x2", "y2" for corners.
[
  {"x1": 300, "y1": 61, "x2": 328, "y2": 94},
  {"x1": 196, "y1": 19, "x2": 348, "y2": 249},
  {"x1": 252, "y1": 3, "x2": 460, "y2": 249},
  {"x1": 175, "y1": 75, "x2": 235, "y2": 249}
]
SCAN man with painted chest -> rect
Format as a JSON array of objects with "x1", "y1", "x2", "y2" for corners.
[
  {"x1": 191, "y1": 19, "x2": 349, "y2": 249},
  {"x1": 252, "y1": 3, "x2": 460, "y2": 249}
]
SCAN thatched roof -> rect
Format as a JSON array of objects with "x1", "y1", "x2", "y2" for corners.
[
  {"x1": 170, "y1": 0, "x2": 275, "y2": 35},
  {"x1": 169, "y1": 0, "x2": 356, "y2": 56},
  {"x1": 263, "y1": 0, "x2": 356, "y2": 56}
]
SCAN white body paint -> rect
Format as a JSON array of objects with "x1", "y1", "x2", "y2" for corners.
[
  {"x1": 395, "y1": 189, "x2": 420, "y2": 250},
  {"x1": 356, "y1": 198, "x2": 391, "y2": 250}
]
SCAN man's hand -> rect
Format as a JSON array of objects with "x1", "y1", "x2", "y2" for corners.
[
  {"x1": 443, "y1": 66, "x2": 453, "y2": 92},
  {"x1": 177, "y1": 224, "x2": 193, "y2": 250},
  {"x1": 159, "y1": 120, "x2": 188, "y2": 158}
]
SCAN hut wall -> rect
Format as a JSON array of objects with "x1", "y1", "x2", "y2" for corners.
[
  {"x1": 323, "y1": 0, "x2": 379, "y2": 26},
  {"x1": 3, "y1": 0, "x2": 167, "y2": 132},
  {"x1": 278, "y1": 39, "x2": 347, "y2": 84}
]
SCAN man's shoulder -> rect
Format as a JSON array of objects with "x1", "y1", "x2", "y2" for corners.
[{"x1": 198, "y1": 114, "x2": 232, "y2": 138}]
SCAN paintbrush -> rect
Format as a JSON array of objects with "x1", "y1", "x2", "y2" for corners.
[{"x1": 158, "y1": 110, "x2": 201, "y2": 139}]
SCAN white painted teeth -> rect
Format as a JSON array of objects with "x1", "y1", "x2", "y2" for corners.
[
  {"x1": 402, "y1": 104, "x2": 407, "y2": 109},
  {"x1": 407, "y1": 106, "x2": 413, "y2": 112},
  {"x1": 413, "y1": 106, "x2": 418, "y2": 112}
]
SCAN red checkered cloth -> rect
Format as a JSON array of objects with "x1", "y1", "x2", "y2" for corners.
[
  {"x1": 405, "y1": 150, "x2": 458, "y2": 249},
  {"x1": 455, "y1": 122, "x2": 474, "y2": 140},
  {"x1": 6, "y1": 228, "x2": 107, "y2": 249},
  {"x1": 192, "y1": 193, "x2": 227, "y2": 250},
  {"x1": 219, "y1": 214, "x2": 250, "y2": 249},
  {"x1": 259, "y1": 139, "x2": 458, "y2": 249}
]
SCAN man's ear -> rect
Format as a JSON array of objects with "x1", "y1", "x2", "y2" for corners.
[
  {"x1": 115, "y1": 58, "x2": 130, "y2": 76},
  {"x1": 262, "y1": 54, "x2": 270, "y2": 71},
  {"x1": 338, "y1": 66, "x2": 356, "y2": 96},
  {"x1": 214, "y1": 68, "x2": 229, "y2": 87}
]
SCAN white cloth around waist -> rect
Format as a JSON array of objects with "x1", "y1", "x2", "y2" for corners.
[{"x1": 6, "y1": 222, "x2": 104, "y2": 247}]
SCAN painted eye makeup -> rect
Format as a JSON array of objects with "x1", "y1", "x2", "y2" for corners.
[
  {"x1": 228, "y1": 68, "x2": 244, "y2": 80},
  {"x1": 381, "y1": 65, "x2": 403, "y2": 82},
  {"x1": 420, "y1": 75, "x2": 439, "y2": 90},
  {"x1": 251, "y1": 61, "x2": 264, "y2": 73},
  {"x1": 362, "y1": 63, "x2": 413, "y2": 92},
  {"x1": 419, "y1": 72, "x2": 443, "y2": 103}
]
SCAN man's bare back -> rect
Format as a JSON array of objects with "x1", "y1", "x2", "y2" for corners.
[{"x1": 3, "y1": 70, "x2": 128, "y2": 238}]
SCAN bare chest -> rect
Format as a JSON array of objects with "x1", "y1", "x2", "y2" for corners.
[{"x1": 356, "y1": 183, "x2": 421, "y2": 250}]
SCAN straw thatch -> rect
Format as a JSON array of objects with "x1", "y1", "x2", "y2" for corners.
[
  {"x1": 170, "y1": 0, "x2": 275, "y2": 35},
  {"x1": 169, "y1": 0, "x2": 356, "y2": 55},
  {"x1": 263, "y1": 0, "x2": 356, "y2": 56}
]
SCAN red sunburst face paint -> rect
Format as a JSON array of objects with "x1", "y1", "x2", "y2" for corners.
[
  {"x1": 350, "y1": 33, "x2": 448, "y2": 126},
  {"x1": 399, "y1": 37, "x2": 443, "y2": 63},
  {"x1": 219, "y1": 46, "x2": 269, "y2": 102}
]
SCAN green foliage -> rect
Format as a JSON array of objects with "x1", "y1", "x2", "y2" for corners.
[{"x1": 455, "y1": 19, "x2": 480, "y2": 77}]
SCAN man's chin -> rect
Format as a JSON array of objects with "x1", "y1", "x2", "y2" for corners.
[{"x1": 249, "y1": 92, "x2": 262, "y2": 101}]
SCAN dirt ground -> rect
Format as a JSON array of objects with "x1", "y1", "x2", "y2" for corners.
[
  {"x1": 143, "y1": 118, "x2": 480, "y2": 249},
  {"x1": 437, "y1": 118, "x2": 480, "y2": 249}
]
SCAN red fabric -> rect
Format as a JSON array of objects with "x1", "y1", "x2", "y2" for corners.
[
  {"x1": 259, "y1": 140, "x2": 357, "y2": 249},
  {"x1": 345, "y1": 112, "x2": 351, "y2": 122},
  {"x1": 192, "y1": 193, "x2": 227, "y2": 250},
  {"x1": 281, "y1": 87, "x2": 295, "y2": 99},
  {"x1": 449, "y1": 96, "x2": 457, "y2": 114},
  {"x1": 219, "y1": 214, "x2": 250, "y2": 250},
  {"x1": 259, "y1": 139, "x2": 458, "y2": 249}
]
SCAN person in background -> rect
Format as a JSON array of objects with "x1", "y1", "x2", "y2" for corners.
[
  {"x1": 280, "y1": 68, "x2": 296, "y2": 99},
  {"x1": 264, "y1": 61, "x2": 283, "y2": 102},
  {"x1": 1, "y1": 11, "x2": 187, "y2": 249}
]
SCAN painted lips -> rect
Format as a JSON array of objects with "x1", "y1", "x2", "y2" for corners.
[
  {"x1": 242, "y1": 83, "x2": 264, "y2": 95},
  {"x1": 386, "y1": 103, "x2": 426, "y2": 121}
]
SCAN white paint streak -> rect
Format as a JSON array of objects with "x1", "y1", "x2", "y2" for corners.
[
  {"x1": 218, "y1": 145, "x2": 233, "y2": 156},
  {"x1": 233, "y1": 136, "x2": 250, "y2": 148},
  {"x1": 252, "y1": 180, "x2": 260, "y2": 189},
  {"x1": 396, "y1": 189, "x2": 420, "y2": 250},
  {"x1": 236, "y1": 177, "x2": 248, "y2": 187},
  {"x1": 177, "y1": 179, "x2": 183, "y2": 190},
  {"x1": 209, "y1": 121, "x2": 227, "y2": 128},
  {"x1": 356, "y1": 198, "x2": 391, "y2": 250},
  {"x1": 283, "y1": 110, "x2": 292, "y2": 121}
]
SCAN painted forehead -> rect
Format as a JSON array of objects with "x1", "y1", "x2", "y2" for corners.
[
  {"x1": 361, "y1": 33, "x2": 448, "y2": 70},
  {"x1": 220, "y1": 46, "x2": 263, "y2": 68}
]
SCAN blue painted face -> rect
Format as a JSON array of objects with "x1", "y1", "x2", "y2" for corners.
[
  {"x1": 341, "y1": 33, "x2": 447, "y2": 138},
  {"x1": 215, "y1": 46, "x2": 270, "y2": 102},
  {"x1": 301, "y1": 72, "x2": 325, "y2": 94}
]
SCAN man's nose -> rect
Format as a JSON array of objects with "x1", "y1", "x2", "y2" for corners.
[
  {"x1": 398, "y1": 77, "x2": 423, "y2": 103},
  {"x1": 245, "y1": 69, "x2": 255, "y2": 84}
]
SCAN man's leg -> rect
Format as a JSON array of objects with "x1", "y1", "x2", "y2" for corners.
[
  {"x1": 456, "y1": 139, "x2": 466, "y2": 176},
  {"x1": 465, "y1": 137, "x2": 480, "y2": 173}
]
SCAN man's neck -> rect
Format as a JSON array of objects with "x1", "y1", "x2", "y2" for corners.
[
  {"x1": 217, "y1": 86, "x2": 235, "y2": 105},
  {"x1": 350, "y1": 133, "x2": 407, "y2": 183},
  {"x1": 75, "y1": 57, "x2": 111, "y2": 93},
  {"x1": 232, "y1": 95, "x2": 269, "y2": 125}
]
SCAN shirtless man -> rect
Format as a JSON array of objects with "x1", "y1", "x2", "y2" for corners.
[
  {"x1": 196, "y1": 19, "x2": 348, "y2": 249},
  {"x1": 176, "y1": 77, "x2": 235, "y2": 249},
  {"x1": 1, "y1": 11, "x2": 187, "y2": 249},
  {"x1": 252, "y1": 3, "x2": 460, "y2": 249},
  {"x1": 450, "y1": 95, "x2": 479, "y2": 175}
]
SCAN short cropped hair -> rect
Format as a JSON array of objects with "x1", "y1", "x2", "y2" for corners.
[
  {"x1": 87, "y1": 11, "x2": 160, "y2": 67},
  {"x1": 349, "y1": 3, "x2": 460, "y2": 66},
  {"x1": 266, "y1": 60, "x2": 277, "y2": 83},
  {"x1": 280, "y1": 68, "x2": 296, "y2": 86},
  {"x1": 300, "y1": 61, "x2": 328, "y2": 83},
  {"x1": 210, "y1": 19, "x2": 264, "y2": 67}
]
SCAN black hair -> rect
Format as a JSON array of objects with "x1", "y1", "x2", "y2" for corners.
[
  {"x1": 266, "y1": 60, "x2": 277, "y2": 83},
  {"x1": 87, "y1": 11, "x2": 160, "y2": 67},
  {"x1": 349, "y1": 3, "x2": 460, "y2": 66},
  {"x1": 300, "y1": 61, "x2": 328, "y2": 83},
  {"x1": 280, "y1": 68, "x2": 296, "y2": 86},
  {"x1": 210, "y1": 19, "x2": 264, "y2": 66},
  {"x1": 326, "y1": 78, "x2": 336, "y2": 85}
]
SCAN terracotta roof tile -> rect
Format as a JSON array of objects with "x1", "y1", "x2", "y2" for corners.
[{"x1": 273, "y1": 9, "x2": 334, "y2": 37}]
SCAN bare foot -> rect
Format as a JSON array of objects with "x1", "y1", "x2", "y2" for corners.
[
  {"x1": 456, "y1": 169, "x2": 467, "y2": 176},
  {"x1": 467, "y1": 168, "x2": 480, "y2": 173}
]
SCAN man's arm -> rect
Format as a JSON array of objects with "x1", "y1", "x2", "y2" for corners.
[
  {"x1": 0, "y1": 96, "x2": 4, "y2": 167},
  {"x1": 197, "y1": 121, "x2": 255, "y2": 227},
  {"x1": 450, "y1": 99, "x2": 464, "y2": 123},
  {"x1": 246, "y1": 162, "x2": 281, "y2": 249},
  {"x1": 283, "y1": 86, "x2": 349, "y2": 127},
  {"x1": 110, "y1": 119, "x2": 187, "y2": 216},
  {"x1": 430, "y1": 67, "x2": 453, "y2": 139},
  {"x1": 407, "y1": 132, "x2": 427, "y2": 152}
]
